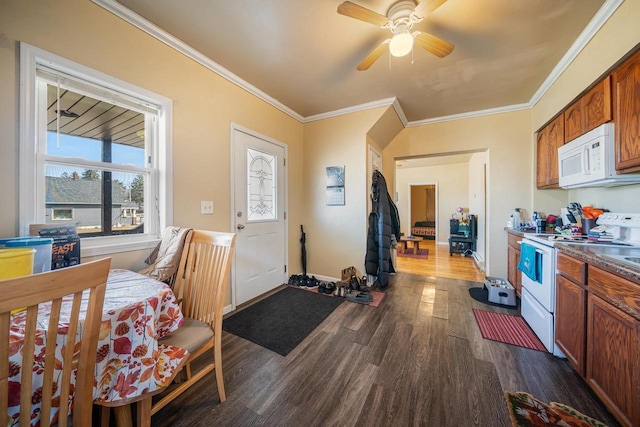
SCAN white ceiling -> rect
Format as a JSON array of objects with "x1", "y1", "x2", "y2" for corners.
[{"x1": 109, "y1": 0, "x2": 608, "y2": 123}]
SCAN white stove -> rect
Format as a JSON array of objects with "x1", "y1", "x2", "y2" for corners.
[
  {"x1": 518, "y1": 212, "x2": 640, "y2": 357},
  {"x1": 519, "y1": 234, "x2": 563, "y2": 357}
]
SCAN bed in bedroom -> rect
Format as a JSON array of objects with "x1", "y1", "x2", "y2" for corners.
[{"x1": 411, "y1": 221, "x2": 436, "y2": 240}]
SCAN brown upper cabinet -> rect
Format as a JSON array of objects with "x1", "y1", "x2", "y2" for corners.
[
  {"x1": 564, "y1": 76, "x2": 612, "y2": 142},
  {"x1": 536, "y1": 114, "x2": 564, "y2": 189},
  {"x1": 612, "y1": 48, "x2": 640, "y2": 173}
]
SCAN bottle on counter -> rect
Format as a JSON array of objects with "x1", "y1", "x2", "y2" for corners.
[{"x1": 513, "y1": 208, "x2": 522, "y2": 230}]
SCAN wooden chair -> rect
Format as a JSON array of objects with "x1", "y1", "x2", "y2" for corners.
[
  {"x1": 0, "y1": 258, "x2": 111, "y2": 427},
  {"x1": 96, "y1": 230, "x2": 236, "y2": 427},
  {"x1": 155, "y1": 230, "x2": 236, "y2": 410}
]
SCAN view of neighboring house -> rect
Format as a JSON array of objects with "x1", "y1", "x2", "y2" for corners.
[{"x1": 46, "y1": 173, "x2": 143, "y2": 234}]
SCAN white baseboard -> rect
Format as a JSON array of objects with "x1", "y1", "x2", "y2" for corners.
[
  {"x1": 300, "y1": 272, "x2": 340, "y2": 283},
  {"x1": 472, "y1": 253, "x2": 486, "y2": 272}
]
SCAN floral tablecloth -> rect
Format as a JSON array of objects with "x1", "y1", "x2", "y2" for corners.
[{"x1": 7, "y1": 269, "x2": 188, "y2": 426}]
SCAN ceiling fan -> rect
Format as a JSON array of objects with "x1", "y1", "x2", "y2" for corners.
[{"x1": 337, "y1": 0, "x2": 455, "y2": 71}]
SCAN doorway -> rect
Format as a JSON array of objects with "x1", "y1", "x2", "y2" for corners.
[
  {"x1": 231, "y1": 124, "x2": 287, "y2": 307},
  {"x1": 394, "y1": 150, "x2": 488, "y2": 271},
  {"x1": 408, "y1": 183, "x2": 438, "y2": 241}
]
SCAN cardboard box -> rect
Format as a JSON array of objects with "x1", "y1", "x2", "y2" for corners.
[{"x1": 29, "y1": 224, "x2": 81, "y2": 270}]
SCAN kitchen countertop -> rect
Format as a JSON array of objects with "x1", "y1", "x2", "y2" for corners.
[
  {"x1": 504, "y1": 227, "x2": 555, "y2": 237},
  {"x1": 555, "y1": 243, "x2": 640, "y2": 283},
  {"x1": 505, "y1": 227, "x2": 640, "y2": 282}
]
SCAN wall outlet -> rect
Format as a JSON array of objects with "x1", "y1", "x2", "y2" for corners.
[{"x1": 201, "y1": 201, "x2": 214, "y2": 215}]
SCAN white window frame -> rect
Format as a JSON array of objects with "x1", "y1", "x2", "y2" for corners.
[{"x1": 19, "y1": 43, "x2": 172, "y2": 256}]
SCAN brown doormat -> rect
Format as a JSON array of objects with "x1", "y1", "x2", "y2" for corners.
[
  {"x1": 473, "y1": 309, "x2": 546, "y2": 351},
  {"x1": 397, "y1": 248, "x2": 429, "y2": 259},
  {"x1": 504, "y1": 391, "x2": 609, "y2": 427}
]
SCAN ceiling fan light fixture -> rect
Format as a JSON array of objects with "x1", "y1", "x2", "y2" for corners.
[{"x1": 389, "y1": 25, "x2": 413, "y2": 57}]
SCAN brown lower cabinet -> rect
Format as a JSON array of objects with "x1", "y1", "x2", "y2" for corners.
[
  {"x1": 555, "y1": 274, "x2": 587, "y2": 376},
  {"x1": 555, "y1": 253, "x2": 640, "y2": 427},
  {"x1": 587, "y1": 293, "x2": 639, "y2": 427},
  {"x1": 506, "y1": 232, "x2": 521, "y2": 296},
  {"x1": 587, "y1": 265, "x2": 640, "y2": 427}
]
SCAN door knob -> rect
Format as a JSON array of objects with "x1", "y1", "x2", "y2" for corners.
[{"x1": 237, "y1": 224, "x2": 245, "y2": 230}]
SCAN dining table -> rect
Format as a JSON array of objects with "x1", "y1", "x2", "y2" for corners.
[{"x1": 7, "y1": 268, "x2": 189, "y2": 426}]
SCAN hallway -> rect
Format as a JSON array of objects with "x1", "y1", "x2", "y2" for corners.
[{"x1": 395, "y1": 239, "x2": 485, "y2": 282}]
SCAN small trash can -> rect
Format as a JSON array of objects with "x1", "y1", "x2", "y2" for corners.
[{"x1": 0, "y1": 248, "x2": 36, "y2": 279}]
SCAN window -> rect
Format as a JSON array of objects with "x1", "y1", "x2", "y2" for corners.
[
  {"x1": 52, "y1": 208, "x2": 73, "y2": 221},
  {"x1": 20, "y1": 43, "x2": 173, "y2": 256}
]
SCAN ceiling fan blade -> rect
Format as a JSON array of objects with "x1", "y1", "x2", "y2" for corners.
[
  {"x1": 357, "y1": 41, "x2": 389, "y2": 71},
  {"x1": 414, "y1": 32, "x2": 454, "y2": 57},
  {"x1": 337, "y1": 1, "x2": 388, "y2": 27},
  {"x1": 414, "y1": 0, "x2": 447, "y2": 18}
]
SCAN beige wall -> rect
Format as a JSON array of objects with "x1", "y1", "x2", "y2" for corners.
[
  {"x1": 303, "y1": 108, "x2": 387, "y2": 278},
  {"x1": 468, "y1": 152, "x2": 487, "y2": 266},
  {"x1": 387, "y1": 110, "x2": 532, "y2": 277},
  {"x1": 0, "y1": 0, "x2": 303, "y2": 276},
  {"x1": 396, "y1": 164, "x2": 469, "y2": 244}
]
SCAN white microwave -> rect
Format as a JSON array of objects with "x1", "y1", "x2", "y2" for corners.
[{"x1": 558, "y1": 123, "x2": 640, "y2": 189}]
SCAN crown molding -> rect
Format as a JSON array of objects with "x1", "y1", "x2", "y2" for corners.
[
  {"x1": 528, "y1": 0, "x2": 623, "y2": 107},
  {"x1": 302, "y1": 97, "x2": 401, "y2": 123},
  {"x1": 93, "y1": 0, "x2": 622, "y2": 128},
  {"x1": 407, "y1": 103, "x2": 531, "y2": 127},
  {"x1": 92, "y1": 0, "x2": 304, "y2": 123},
  {"x1": 391, "y1": 98, "x2": 409, "y2": 127},
  {"x1": 406, "y1": 0, "x2": 622, "y2": 127}
]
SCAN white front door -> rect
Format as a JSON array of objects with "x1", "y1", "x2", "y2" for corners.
[{"x1": 231, "y1": 125, "x2": 287, "y2": 306}]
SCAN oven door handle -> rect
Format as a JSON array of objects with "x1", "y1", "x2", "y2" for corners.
[{"x1": 519, "y1": 240, "x2": 554, "y2": 256}]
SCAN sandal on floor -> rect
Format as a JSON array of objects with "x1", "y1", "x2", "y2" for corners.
[{"x1": 346, "y1": 292, "x2": 373, "y2": 304}]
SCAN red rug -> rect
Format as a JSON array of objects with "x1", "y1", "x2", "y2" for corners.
[
  {"x1": 293, "y1": 285, "x2": 385, "y2": 307},
  {"x1": 397, "y1": 248, "x2": 429, "y2": 259},
  {"x1": 472, "y1": 309, "x2": 546, "y2": 351}
]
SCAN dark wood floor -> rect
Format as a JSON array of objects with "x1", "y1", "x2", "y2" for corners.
[{"x1": 151, "y1": 272, "x2": 619, "y2": 426}]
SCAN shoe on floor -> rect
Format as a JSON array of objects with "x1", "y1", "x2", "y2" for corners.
[
  {"x1": 346, "y1": 292, "x2": 373, "y2": 304},
  {"x1": 303, "y1": 276, "x2": 319, "y2": 288},
  {"x1": 318, "y1": 281, "x2": 336, "y2": 294}
]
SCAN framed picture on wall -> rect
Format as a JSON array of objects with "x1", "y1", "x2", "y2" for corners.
[{"x1": 326, "y1": 166, "x2": 345, "y2": 205}]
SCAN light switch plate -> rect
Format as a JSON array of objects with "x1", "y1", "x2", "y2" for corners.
[{"x1": 201, "y1": 201, "x2": 214, "y2": 215}]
